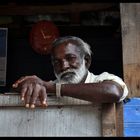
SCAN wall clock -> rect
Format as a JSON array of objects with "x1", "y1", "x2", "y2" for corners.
[{"x1": 29, "y1": 20, "x2": 59, "y2": 55}]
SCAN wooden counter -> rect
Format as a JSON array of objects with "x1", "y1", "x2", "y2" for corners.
[{"x1": 0, "y1": 93, "x2": 123, "y2": 136}]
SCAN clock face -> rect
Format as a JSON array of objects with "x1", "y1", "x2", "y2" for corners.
[{"x1": 29, "y1": 20, "x2": 59, "y2": 55}]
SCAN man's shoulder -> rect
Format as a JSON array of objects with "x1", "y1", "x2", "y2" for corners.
[
  {"x1": 97, "y1": 72, "x2": 115, "y2": 77},
  {"x1": 87, "y1": 71, "x2": 122, "y2": 83},
  {"x1": 88, "y1": 71, "x2": 113, "y2": 78}
]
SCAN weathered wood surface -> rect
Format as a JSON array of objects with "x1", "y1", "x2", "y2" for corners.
[
  {"x1": 120, "y1": 3, "x2": 140, "y2": 97},
  {"x1": 101, "y1": 103, "x2": 116, "y2": 136},
  {"x1": 0, "y1": 93, "x2": 122, "y2": 137},
  {"x1": 116, "y1": 102, "x2": 124, "y2": 136},
  {"x1": 0, "y1": 106, "x2": 101, "y2": 136},
  {"x1": 0, "y1": 94, "x2": 102, "y2": 136},
  {"x1": 0, "y1": 93, "x2": 93, "y2": 106}
]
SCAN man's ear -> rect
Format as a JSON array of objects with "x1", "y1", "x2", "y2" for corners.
[{"x1": 84, "y1": 54, "x2": 91, "y2": 69}]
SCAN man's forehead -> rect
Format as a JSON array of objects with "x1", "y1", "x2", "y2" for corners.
[
  {"x1": 51, "y1": 42, "x2": 81, "y2": 58},
  {"x1": 53, "y1": 41, "x2": 80, "y2": 52}
]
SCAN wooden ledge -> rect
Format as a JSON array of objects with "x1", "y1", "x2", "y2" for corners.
[{"x1": 0, "y1": 93, "x2": 95, "y2": 107}]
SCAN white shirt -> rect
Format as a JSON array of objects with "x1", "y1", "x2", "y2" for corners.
[{"x1": 85, "y1": 71, "x2": 128, "y2": 102}]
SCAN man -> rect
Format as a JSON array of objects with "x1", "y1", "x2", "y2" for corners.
[{"x1": 12, "y1": 36, "x2": 128, "y2": 109}]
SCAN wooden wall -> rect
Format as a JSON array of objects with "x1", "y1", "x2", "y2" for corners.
[{"x1": 120, "y1": 3, "x2": 140, "y2": 98}]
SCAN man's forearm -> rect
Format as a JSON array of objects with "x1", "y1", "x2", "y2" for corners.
[{"x1": 45, "y1": 81, "x2": 123, "y2": 103}]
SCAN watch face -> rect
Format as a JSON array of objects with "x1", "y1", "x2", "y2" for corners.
[{"x1": 30, "y1": 20, "x2": 59, "y2": 55}]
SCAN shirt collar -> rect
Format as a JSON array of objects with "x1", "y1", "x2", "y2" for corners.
[{"x1": 84, "y1": 71, "x2": 91, "y2": 83}]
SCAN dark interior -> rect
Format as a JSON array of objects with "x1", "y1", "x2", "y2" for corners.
[{"x1": 0, "y1": 2, "x2": 123, "y2": 93}]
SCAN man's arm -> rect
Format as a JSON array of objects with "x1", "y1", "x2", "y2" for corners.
[
  {"x1": 54, "y1": 81, "x2": 124, "y2": 103},
  {"x1": 12, "y1": 75, "x2": 124, "y2": 108}
]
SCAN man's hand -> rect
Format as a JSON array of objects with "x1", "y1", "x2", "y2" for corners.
[{"x1": 12, "y1": 75, "x2": 48, "y2": 109}]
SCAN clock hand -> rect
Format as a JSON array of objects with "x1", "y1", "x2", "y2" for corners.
[
  {"x1": 41, "y1": 29, "x2": 52, "y2": 39},
  {"x1": 41, "y1": 29, "x2": 46, "y2": 39}
]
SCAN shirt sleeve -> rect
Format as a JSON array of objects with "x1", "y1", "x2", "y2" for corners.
[{"x1": 94, "y1": 72, "x2": 128, "y2": 102}]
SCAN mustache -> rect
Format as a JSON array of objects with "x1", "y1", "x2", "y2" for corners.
[{"x1": 58, "y1": 69, "x2": 76, "y2": 78}]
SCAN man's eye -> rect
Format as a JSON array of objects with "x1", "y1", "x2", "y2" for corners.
[
  {"x1": 66, "y1": 56, "x2": 76, "y2": 61},
  {"x1": 53, "y1": 60, "x2": 60, "y2": 65}
]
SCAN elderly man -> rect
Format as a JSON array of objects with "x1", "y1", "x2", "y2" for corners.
[{"x1": 12, "y1": 36, "x2": 128, "y2": 108}]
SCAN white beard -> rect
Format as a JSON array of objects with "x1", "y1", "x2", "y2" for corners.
[{"x1": 54, "y1": 60, "x2": 87, "y2": 84}]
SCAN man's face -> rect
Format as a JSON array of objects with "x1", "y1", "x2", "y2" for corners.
[{"x1": 52, "y1": 42, "x2": 88, "y2": 84}]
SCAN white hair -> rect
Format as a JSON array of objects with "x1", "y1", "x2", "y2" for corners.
[{"x1": 52, "y1": 36, "x2": 92, "y2": 57}]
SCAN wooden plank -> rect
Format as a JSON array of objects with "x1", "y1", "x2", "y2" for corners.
[
  {"x1": 116, "y1": 102, "x2": 124, "y2": 136},
  {"x1": 0, "y1": 93, "x2": 92, "y2": 107},
  {"x1": 0, "y1": 3, "x2": 113, "y2": 15},
  {"x1": 120, "y1": 3, "x2": 140, "y2": 97},
  {"x1": 101, "y1": 102, "x2": 124, "y2": 137},
  {"x1": 101, "y1": 103, "x2": 117, "y2": 136},
  {"x1": 122, "y1": 64, "x2": 140, "y2": 97}
]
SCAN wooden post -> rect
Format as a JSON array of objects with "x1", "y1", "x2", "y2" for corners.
[
  {"x1": 116, "y1": 102, "x2": 124, "y2": 136},
  {"x1": 101, "y1": 103, "x2": 117, "y2": 136},
  {"x1": 120, "y1": 3, "x2": 140, "y2": 98}
]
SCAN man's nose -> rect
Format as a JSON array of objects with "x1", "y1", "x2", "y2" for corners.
[{"x1": 61, "y1": 60, "x2": 70, "y2": 71}]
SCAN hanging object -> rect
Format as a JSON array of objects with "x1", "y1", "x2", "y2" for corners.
[{"x1": 29, "y1": 20, "x2": 59, "y2": 55}]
